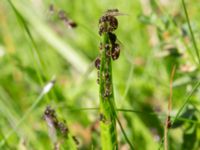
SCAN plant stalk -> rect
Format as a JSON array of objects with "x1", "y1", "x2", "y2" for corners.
[{"x1": 99, "y1": 33, "x2": 118, "y2": 150}]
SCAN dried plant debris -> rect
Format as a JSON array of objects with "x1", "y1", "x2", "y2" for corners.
[
  {"x1": 43, "y1": 106, "x2": 79, "y2": 148},
  {"x1": 48, "y1": 4, "x2": 77, "y2": 29}
]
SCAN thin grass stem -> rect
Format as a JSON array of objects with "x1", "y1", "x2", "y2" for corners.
[{"x1": 182, "y1": 0, "x2": 200, "y2": 64}]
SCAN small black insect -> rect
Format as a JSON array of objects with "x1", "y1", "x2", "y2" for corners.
[
  {"x1": 97, "y1": 78, "x2": 100, "y2": 84},
  {"x1": 99, "y1": 42, "x2": 103, "y2": 51},
  {"x1": 107, "y1": 16, "x2": 118, "y2": 32},
  {"x1": 105, "y1": 72, "x2": 110, "y2": 81},
  {"x1": 105, "y1": 9, "x2": 119, "y2": 14},
  {"x1": 104, "y1": 44, "x2": 111, "y2": 57},
  {"x1": 105, "y1": 44, "x2": 110, "y2": 50},
  {"x1": 106, "y1": 50, "x2": 112, "y2": 57},
  {"x1": 167, "y1": 116, "x2": 171, "y2": 128},
  {"x1": 67, "y1": 20, "x2": 77, "y2": 28},
  {"x1": 99, "y1": 113, "x2": 106, "y2": 122},
  {"x1": 97, "y1": 70, "x2": 100, "y2": 78},
  {"x1": 111, "y1": 43, "x2": 120, "y2": 60},
  {"x1": 98, "y1": 10, "x2": 118, "y2": 35},
  {"x1": 58, "y1": 10, "x2": 77, "y2": 28},
  {"x1": 105, "y1": 9, "x2": 127, "y2": 17},
  {"x1": 49, "y1": 4, "x2": 55, "y2": 14},
  {"x1": 104, "y1": 87, "x2": 111, "y2": 97},
  {"x1": 58, "y1": 122, "x2": 69, "y2": 135},
  {"x1": 72, "y1": 136, "x2": 79, "y2": 145},
  {"x1": 44, "y1": 106, "x2": 58, "y2": 127},
  {"x1": 108, "y1": 32, "x2": 117, "y2": 44},
  {"x1": 58, "y1": 10, "x2": 66, "y2": 20},
  {"x1": 94, "y1": 57, "x2": 101, "y2": 70}
]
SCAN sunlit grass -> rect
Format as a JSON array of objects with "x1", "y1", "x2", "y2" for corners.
[{"x1": 0, "y1": 0, "x2": 200, "y2": 149}]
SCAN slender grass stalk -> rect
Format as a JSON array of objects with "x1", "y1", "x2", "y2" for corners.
[
  {"x1": 8, "y1": 0, "x2": 45, "y2": 86},
  {"x1": 64, "y1": 107, "x2": 200, "y2": 125},
  {"x1": 96, "y1": 10, "x2": 135, "y2": 149},
  {"x1": 99, "y1": 33, "x2": 118, "y2": 150},
  {"x1": 43, "y1": 106, "x2": 78, "y2": 150},
  {"x1": 158, "y1": 1, "x2": 200, "y2": 149},
  {"x1": 0, "y1": 79, "x2": 55, "y2": 147},
  {"x1": 159, "y1": 80, "x2": 200, "y2": 150},
  {"x1": 182, "y1": 0, "x2": 200, "y2": 65},
  {"x1": 166, "y1": 0, "x2": 200, "y2": 132},
  {"x1": 164, "y1": 65, "x2": 176, "y2": 150},
  {"x1": 10, "y1": 0, "x2": 89, "y2": 73},
  {"x1": 0, "y1": 129, "x2": 10, "y2": 150},
  {"x1": 97, "y1": 11, "x2": 119, "y2": 149}
]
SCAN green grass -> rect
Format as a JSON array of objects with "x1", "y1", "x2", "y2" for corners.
[
  {"x1": 0, "y1": 0, "x2": 200, "y2": 149},
  {"x1": 98, "y1": 32, "x2": 118, "y2": 149}
]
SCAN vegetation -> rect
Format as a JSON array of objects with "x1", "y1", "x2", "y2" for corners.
[{"x1": 0, "y1": 0, "x2": 200, "y2": 149}]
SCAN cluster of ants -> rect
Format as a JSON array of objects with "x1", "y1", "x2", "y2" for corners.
[
  {"x1": 98, "y1": 9, "x2": 121, "y2": 61},
  {"x1": 43, "y1": 106, "x2": 79, "y2": 145},
  {"x1": 95, "y1": 9, "x2": 121, "y2": 98}
]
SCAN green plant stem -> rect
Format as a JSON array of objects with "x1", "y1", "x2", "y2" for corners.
[
  {"x1": 182, "y1": 0, "x2": 200, "y2": 64},
  {"x1": 64, "y1": 107, "x2": 200, "y2": 125},
  {"x1": 8, "y1": 0, "x2": 45, "y2": 85},
  {"x1": 99, "y1": 33, "x2": 118, "y2": 150},
  {"x1": 0, "y1": 79, "x2": 55, "y2": 147}
]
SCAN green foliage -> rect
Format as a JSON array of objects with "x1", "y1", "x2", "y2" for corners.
[
  {"x1": 98, "y1": 32, "x2": 118, "y2": 149},
  {"x1": 0, "y1": 0, "x2": 200, "y2": 149}
]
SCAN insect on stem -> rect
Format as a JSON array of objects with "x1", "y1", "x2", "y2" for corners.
[{"x1": 95, "y1": 9, "x2": 125, "y2": 150}]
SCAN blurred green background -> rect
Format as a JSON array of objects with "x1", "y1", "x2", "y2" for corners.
[{"x1": 0, "y1": 0, "x2": 200, "y2": 149}]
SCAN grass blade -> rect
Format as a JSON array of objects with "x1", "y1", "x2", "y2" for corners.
[
  {"x1": 182, "y1": 0, "x2": 200, "y2": 64},
  {"x1": 0, "y1": 79, "x2": 55, "y2": 147}
]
